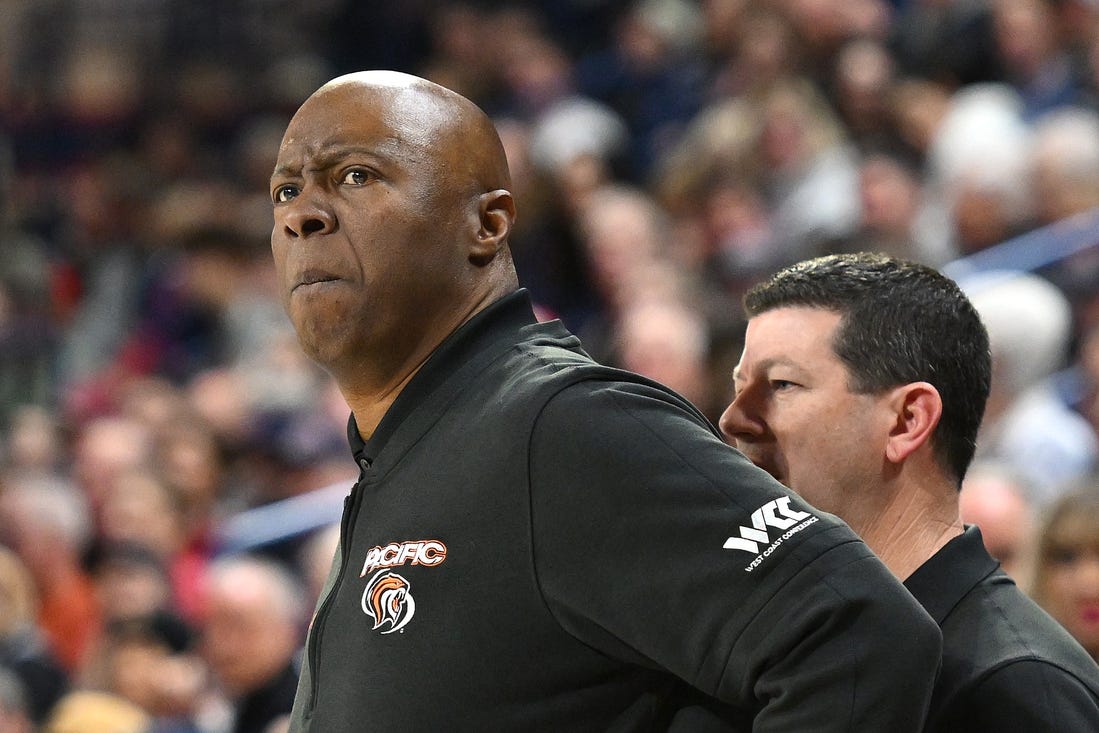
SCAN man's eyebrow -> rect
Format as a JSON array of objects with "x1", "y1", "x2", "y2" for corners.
[
  {"x1": 734, "y1": 357, "x2": 800, "y2": 382},
  {"x1": 271, "y1": 144, "x2": 392, "y2": 180},
  {"x1": 271, "y1": 161, "x2": 299, "y2": 179}
]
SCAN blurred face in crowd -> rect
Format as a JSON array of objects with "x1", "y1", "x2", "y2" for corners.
[
  {"x1": 1033, "y1": 502, "x2": 1099, "y2": 660},
  {"x1": 958, "y1": 466, "x2": 1033, "y2": 579},
  {"x1": 202, "y1": 562, "x2": 301, "y2": 698},
  {"x1": 719, "y1": 307, "x2": 891, "y2": 518},
  {"x1": 108, "y1": 636, "x2": 205, "y2": 718},
  {"x1": 0, "y1": 548, "x2": 36, "y2": 637}
]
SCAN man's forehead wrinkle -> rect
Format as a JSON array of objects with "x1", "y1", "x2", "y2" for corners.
[{"x1": 273, "y1": 129, "x2": 408, "y2": 175}]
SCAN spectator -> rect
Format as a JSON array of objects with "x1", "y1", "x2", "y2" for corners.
[
  {"x1": 830, "y1": 38, "x2": 899, "y2": 153},
  {"x1": 97, "y1": 470, "x2": 188, "y2": 568},
  {"x1": 88, "y1": 542, "x2": 175, "y2": 629},
  {"x1": 704, "y1": 4, "x2": 797, "y2": 100},
  {"x1": 992, "y1": 0, "x2": 1088, "y2": 119},
  {"x1": 88, "y1": 611, "x2": 208, "y2": 733},
  {"x1": 755, "y1": 77, "x2": 861, "y2": 260},
  {"x1": 844, "y1": 150, "x2": 950, "y2": 266},
  {"x1": 0, "y1": 546, "x2": 67, "y2": 724},
  {"x1": 574, "y1": 0, "x2": 708, "y2": 179},
  {"x1": 0, "y1": 666, "x2": 33, "y2": 733},
  {"x1": 887, "y1": 76, "x2": 953, "y2": 167},
  {"x1": 925, "y1": 84, "x2": 1034, "y2": 257},
  {"x1": 966, "y1": 270, "x2": 1099, "y2": 505},
  {"x1": 200, "y1": 555, "x2": 303, "y2": 733},
  {"x1": 1028, "y1": 106, "x2": 1099, "y2": 226},
  {"x1": 1077, "y1": 322, "x2": 1099, "y2": 442},
  {"x1": 0, "y1": 236, "x2": 58, "y2": 425},
  {"x1": 297, "y1": 524, "x2": 339, "y2": 609},
  {"x1": 611, "y1": 295, "x2": 714, "y2": 417},
  {"x1": 3, "y1": 404, "x2": 63, "y2": 477},
  {"x1": 1030, "y1": 485, "x2": 1099, "y2": 662},
  {"x1": 0, "y1": 472, "x2": 99, "y2": 674},
  {"x1": 959, "y1": 460, "x2": 1037, "y2": 581},
  {"x1": 71, "y1": 414, "x2": 153, "y2": 520},
  {"x1": 571, "y1": 183, "x2": 678, "y2": 358},
  {"x1": 889, "y1": 0, "x2": 1001, "y2": 87}
]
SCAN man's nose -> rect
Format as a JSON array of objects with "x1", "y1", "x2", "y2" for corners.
[
  {"x1": 280, "y1": 194, "x2": 336, "y2": 238},
  {"x1": 718, "y1": 394, "x2": 764, "y2": 444}
]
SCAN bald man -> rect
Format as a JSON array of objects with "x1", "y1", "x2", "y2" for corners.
[{"x1": 271, "y1": 71, "x2": 941, "y2": 732}]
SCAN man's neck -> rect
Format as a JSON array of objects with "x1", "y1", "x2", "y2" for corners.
[
  {"x1": 338, "y1": 283, "x2": 517, "y2": 440},
  {"x1": 344, "y1": 368, "x2": 421, "y2": 441},
  {"x1": 853, "y1": 476, "x2": 964, "y2": 581}
]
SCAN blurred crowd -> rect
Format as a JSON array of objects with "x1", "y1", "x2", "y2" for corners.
[{"x1": 2, "y1": 0, "x2": 1099, "y2": 730}]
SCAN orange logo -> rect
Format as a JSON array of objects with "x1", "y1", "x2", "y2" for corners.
[
  {"x1": 362, "y1": 571, "x2": 416, "y2": 634},
  {"x1": 360, "y1": 539, "x2": 447, "y2": 576}
]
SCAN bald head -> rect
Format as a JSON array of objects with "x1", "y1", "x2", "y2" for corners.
[
  {"x1": 296, "y1": 70, "x2": 511, "y2": 194},
  {"x1": 270, "y1": 70, "x2": 519, "y2": 416}
]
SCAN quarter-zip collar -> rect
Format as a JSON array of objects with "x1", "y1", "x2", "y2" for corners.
[{"x1": 347, "y1": 288, "x2": 548, "y2": 471}]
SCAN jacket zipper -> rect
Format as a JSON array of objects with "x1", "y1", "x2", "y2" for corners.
[{"x1": 308, "y1": 476, "x2": 365, "y2": 712}]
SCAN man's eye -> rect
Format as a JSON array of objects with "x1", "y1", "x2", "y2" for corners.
[
  {"x1": 273, "y1": 184, "x2": 299, "y2": 203},
  {"x1": 771, "y1": 380, "x2": 796, "y2": 391},
  {"x1": 342, "y1": 169, "x2": 370, "y2": 185}
]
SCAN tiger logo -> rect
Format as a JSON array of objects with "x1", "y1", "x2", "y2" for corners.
[{"x1": 362, "y1": 571, "x2": 416, "y2": 634}]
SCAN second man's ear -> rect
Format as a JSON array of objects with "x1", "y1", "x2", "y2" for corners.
[
  {"x1": 884, "y1": 382, "x2": 943, "y2": 465},
  {"x1": 469, "y1": 189, "x2": 515, "y2": 265}
]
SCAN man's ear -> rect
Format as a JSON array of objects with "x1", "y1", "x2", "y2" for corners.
[
  {"x1": 884, "y1": 382, "x2": 942, "y2": 465},
  {"x1": 469, "y1": 189, "x2": 515, "y2": 265}
]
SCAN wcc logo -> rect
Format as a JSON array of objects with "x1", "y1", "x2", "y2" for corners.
[{"x1": 724, "y1": 497, "x2": 818, "y2": 572}]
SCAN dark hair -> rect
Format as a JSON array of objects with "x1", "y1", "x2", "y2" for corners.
[{"x1": 743, "y1": 252, "x2": 991, "y2": 484}]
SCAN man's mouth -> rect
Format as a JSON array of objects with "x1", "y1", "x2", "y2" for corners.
[{"x1": 293, "y1": 270, "x2": 339, "y2": 291}]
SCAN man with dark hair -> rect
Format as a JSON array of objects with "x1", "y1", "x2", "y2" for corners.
[
  {"x1": 270, "y1": 71, "x2": 942, "y2": 731},
  {"x1": 721, "y1": 252, "x2": 1099, "y2": 730}
]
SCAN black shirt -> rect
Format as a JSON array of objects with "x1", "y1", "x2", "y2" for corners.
[{"x1": 905, "y1": 525, "x2": 1099, "y2": 731}]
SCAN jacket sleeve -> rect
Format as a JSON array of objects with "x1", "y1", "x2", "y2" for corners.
[{"x1": 529, "y1": 379, "x2": 941, "y2": 731}]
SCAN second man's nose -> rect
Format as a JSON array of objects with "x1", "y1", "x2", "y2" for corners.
[{"x1": 718, "y1": 397, "x2": 763, "y2": 444}]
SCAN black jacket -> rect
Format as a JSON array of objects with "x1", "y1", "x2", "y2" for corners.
[{"x1": 289, "y1": 290, "x2": 942, "y2": 732}]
